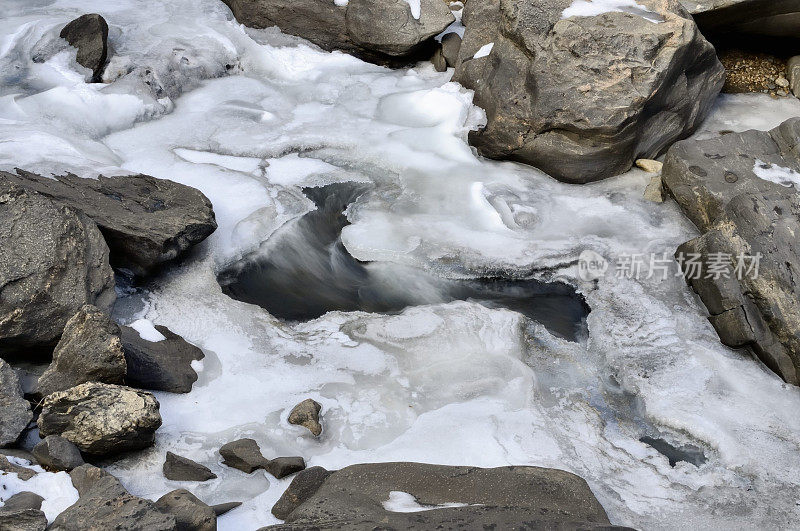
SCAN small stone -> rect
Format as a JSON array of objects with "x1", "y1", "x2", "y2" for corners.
[
  {"x1": 163, "y1": 451, "x2": 217, "y2": 482},
  {"x1": 776, "y1": 76, "x2": 790, "y2": 88},
  {"x1": 219, "y1": 439, "x2": 268, "y2": 473},
  {"x1": 635, "y1": 158, "x2": 664, "y2": 173},
  {"x1": 32, "y1": 435, "x2": 84, "y2": 472},
  {"x1": 212, "y1": 501, "x2": 242, "y2": 516},
  {"x1": 59, "y1": 14, "x2": 109, "y2": 81},
  {"x1": 644, "y1": 174, "x2": 665, "y2": 203},
  {"x1": 431, "y1": 47, "x2": 447, "y2": 72},
  {"x1": 288, "y1": 399, "x2": 323, "y2": 437},
  {"x1": 154, "y1": 489, "x2": 216, "y2": 531},
  {"x1": 441, "y1": 33, "x2": 461, "y2": 67},
  {"x1": 265, "y1": 457, "x2": 306, "y2": 479}
]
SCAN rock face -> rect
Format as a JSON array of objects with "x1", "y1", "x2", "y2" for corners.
[
  {"x1": 4, "y1": 170, "x2": 217, "y2": 277},
  {"x1": 0, "y1": 183, "x2": 115, "y2": 352},
  {"x1": 287, "y1": 398, "x2": 322, "y2": 437},
  {"x1": 264, "y1": 463, "x2": 616, "y2": 530},
  {"x1": 60, "y1": 14, "x2": 109, "y2": 81},
  {"x1": 32, "y1": 435, "x2": 84, "y2": 472},
  {"x1": 0, "y1": 359, "x2": 32, "y2": 447},
  {"x1": 155, "y1": 489, "x2": 217, "y2": 531},
  {"x1": 452, "y1": 0, "x2": 724, "y2": 183},
  {"x1": 163, "y1": 451, "x2": 217, "y2": 482},
  {"x1": 38, "y1": 382, "x2": 162, "y2": 456},
  {"x1": 121, "y1": 324, "x2": 203, "y2": 393},
  {"x1": 220, "y1": 0, "x2": 453, "y2": 65},
  {"x1": 662, "y1": 117, "x2": 800, "y2": 385},
  {"x1": 37, "y1": 305, "x2": 126, "y2": 397},
  {"x1": 682, "y1": 0, "x2": 800, "y2": 38}
]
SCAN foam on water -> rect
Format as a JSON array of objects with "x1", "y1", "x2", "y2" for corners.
[{"x1": 2, "y1": 1, "x2": 800, "y2": 529}]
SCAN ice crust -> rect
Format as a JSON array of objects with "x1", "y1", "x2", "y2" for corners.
[{"x1": 2, "y1": 1, "x2": 800, "y2": 529}]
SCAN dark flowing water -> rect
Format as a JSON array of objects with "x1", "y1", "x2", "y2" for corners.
[{"x1": 218, "y1": 183, "x2": 590, "y2": 341}]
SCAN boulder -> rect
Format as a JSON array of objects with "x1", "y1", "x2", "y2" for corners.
[
  {"x1": 2, "y1": 491, "x2": 44, "y2": 511},
  {"x1": 0, "y1": 492, "x2": 47, "y2": 531},
  {"x1": 271, "y1": 466, "x2": 332, "y2": 519},
  {"x1": 32, "y1": 435, "x2": 84, "y2": 472},
  {"x1": 4, "y1": 170, "x2": 217, "y2": 277},
  {"x1": 60, "y1": 14, "x2": 109, "y2": 81},
  {"x1": 121, "y1": 323, "x2": 204, "y2": 393},
  {"x1": 287, "y1": 398, "x2": 322, "y2": 437},
  {"x1": 220, "y1": 0, "x2": 453, "y2": 65},
  {"x1": 0, "y1": 359, "x2": 32, "y2": 447},
  {"x1": 163, "y1": 451, "x2": 217, "y2": 482},
  {"x1": 51, "y1": 464, "x2": 176, "y2": 531},
  {"x1": 440, "y1": 32, "x2": 461, "y2": 67},
  {"x1": 0, "y1": 183, "x2": 115, "y2": 353},
  {"x1": 682, "y1": 0, "x2": 800, "y2": 38},
  {"x1": 265, "y1": 457, "x2": 306, "y2": 479},
  {"x1": 452, "y1": 0, "x2": 724, "y2": 183},
  {"x1": 662, "y1": 117, "x2": 800, "y2": 384},
  {"x1": 263, "y1": 462, "x2": 618, "y2": 530},
  {"x1": 38, "y1": 382, "x2": 162, "y2": 456},
  {"x1": 219, "y1": 438, "x2": 268, "y2": 473},
  {"x1": 37, "y1": 305, "x2": 126, "y2": 397},
  {"x1": 155, "y1": 489, "x2": 217, "y2": 531}
]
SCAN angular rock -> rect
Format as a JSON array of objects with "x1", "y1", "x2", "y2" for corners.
[
  {"x1": 287, "y1": 398, "x2": 322, "y2": 437},
  {"x1": 221, "y1": 0, "x2": 453, "y2": 65},
  {"x1": 263, "y1": 462, "x2": 616, "y2": 529},
  {"x1": 219, "y1": 438, "x2": 268, "y2": 473},
  {"x1": 51, "y1": 464, "x2": 176, "y2": 531},
  {"x1": 212, "y1": 501, "x2": 242, "y2": 516},
  {"x1": 0, "y1": 183, "x2": 115, "y2": 352},
  {"x1": 0, "y1": 507, "x2": 47, "y2": 531},
  {"x1": 37, "y1": 305, "x2": 126, "y2": 397},
  {"x1": 163, "y1": 451, "x2": 217, "y2": 482},
  {"x1": 271, "y1": 466, "x2": 332, "y2": 519},
  {"x1": 2, "y1": 492, "x2": 44, "y2": 511},
  {"x1": 4, "y1": 170, "x2": 217, "y2": 277},
  {"x1": 644, "y1": 174, "x2": 665, "y2": 203},
  {"x1": 38, "y1": 382, "x2": 162, "y2": 456},
  {"x1": 682, "y1": 0, "x2": 800, "y2": 38},
  {"x1": 0, "y1": 455, "x2": 36, "y2": 480},
  {"x1": 663, "y1": 117, "x2": 800, "y2": 384},
  {"x1": 32, "y1": 435, "x2": 84, "y2": 472},
  {"x1": 0, "y1": 359, "x2": 32, "y2": 447},
  {"x1": 265, "y1": 457, "x2": 306, "y2": 479},
  {"x1": 60, "y1": 14, "x2": 109, "y2": 81},
  {"x1": 452, "y1": 0, "x2": 724, "y2": 183},
  {"x1": 155, "y1": 489, "x2": 217, "y2": 531},
  {"x1": 121, "y1": 324, "x2": 203, "y2": 393}
]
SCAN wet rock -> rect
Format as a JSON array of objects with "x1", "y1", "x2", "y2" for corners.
[
  {"x1": 263, "y1": 462, "x2": 617, "y2": 530},
  {"x1": 271, "y1": 466, "x2": 332, "y2": 520},
  {"x1": 683, "y1": 0, "x2": 800, "y2": 38},
  {"x1": 155, "y1": 489, "x2": 217, "y2": 531},
  {"x1": 663, "y1": 117, "x2": 800, "y2": 384},
  {"x1": 38, "y1": 382, "x2": 162, "y2": 456},
  {"x1": 4, "y1": 170, "x2": 217, "y2": 277},
  {"x1": 265, "y1": 457, "x2": 306, "y2": 479},
  {"x1": 452, "y1": 0, "x2": 724, "y2": 183},
  {"x1": 121, "y1": 324, "x2": 204, "y2": 393},
  {"x1": 163, "y1": 451, "x2": 217, "y2": 482},
  {"x1": 0, "y1": 359, "x2": 32, "y2": 447},
  {"x1": 32, "y1": 435, "x2": 84, "y2": 472},
  {"x1": 60, "y1": 14, "x2": 108, "y2": 81},
  {"x1": 52, "y1": 464, "x2": 176, "y2": 530},
  {"x1": 212, "y1": 501, "x2": 242, "y2": 516},
  {"x1": 0, "y1": 182, "x2": 115, "y2": 353},
  {"x1": 219, "y1": 438, "x2": 268, "y2": 473},
  {"x1": 0, "y1": 455, "x2": 36, "y2": 480},
  {"x1": 287, "y1": 398, "x2": 322, "y2": 437},
  {"x1": 440, "y1": 32, "x2": 461, "y2": 67},
  {"x1": 37, "y1": 305, "x2": 126, "y2": 397},
  {"x1": 220, "y1": 0, "x2": 452, "y2": 65}
]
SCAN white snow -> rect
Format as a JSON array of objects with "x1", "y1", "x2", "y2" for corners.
[
  {"x1": 2, "y1": 0, "x2": 800, "y2": 529},
  {"x1": 405, "y1": 0, "x2": 421, "y2": 19},
  {"x1": 0, "y1": 458, "x2": 79, "y2": 523},
  {"x1": 561, "y1": 0, "x2": 663, "y2": 23},
  {"x1": 382, "y1": 490, "x2": 472, "y2": 512},
  {"x1": 753, "y1": 159, "x2": 800, "y2": 189},
  {"x1": 130, "y1": 319, "x2": 167, "y2": 342},
  {"x1": 473, "y1": 43, "x2": 494, "y2": 59}
]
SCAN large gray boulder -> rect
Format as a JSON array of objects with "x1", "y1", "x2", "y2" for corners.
[
  {"x1": 4, "y1": 170, "x2": 217, "y2": 277},
  {"x1": 0, "y1": 359, "x2": 32, "y2": 447},
  {"x1": 0, "y1": 183, "x2": 115, "y2": 353},
  {"x1": 220, "y1": 0, "x2": 453, "y2": 65},
  {"x1": 37, "y1": 305, "x2": 126, "y2": 397},
  {"x1": 452, "y1": 0, "x2": 724, "y2": 183},
  {"x1": 120, "y1": 323, "x2": 203, "y2": 393},
  {"x1": 60, "y1": 14, "x2": 109, "y2": 81},
  {"x1": 32, "y1": 435, "x2": 85, "y2": 472},
  {"x1": 38, "y1": 382, "x2": 162, "y2": 456},
  {"x1": 663, "y1": 117, "x2": 800, "y2": 385},
  {"x1": 263, "y1": 462, "x2": 618, "y2": 530},
  {"x1": 681, "y1": 0, "x2": 800, "y2": 38}
]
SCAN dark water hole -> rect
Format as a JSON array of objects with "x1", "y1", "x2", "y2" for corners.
[
  {"x1": 640, "y1": 436, "x2": 707, "y2": 467},
  {"x1": 217, "y1": 183, "x2": 590, "y2": 341}
]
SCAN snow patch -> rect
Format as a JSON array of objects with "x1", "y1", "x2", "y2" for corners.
[
  {"x1": 130, "y1": 319, "x2": 167, "y2": 342},
  {"x1": 406, "y1": 0, "x2": 422, "y2": 19},
  {"x1": 561, "y1": 0, "x2": 663, "y2": 23},
  {"x1": 753, "y1": 159, "x2": 800, "y2": 189},
  {"x1": 473, "y1": 43, "x2": 494, "y2": 59},
  {"x1": 0, "y1": 459, "x2": 79, "y2": 523},
  {"x1": 382, "y1": 491, "x2": 473, "y2": 512}
]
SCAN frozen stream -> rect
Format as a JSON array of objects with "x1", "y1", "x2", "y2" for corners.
[{"x1": 3, "y1": 0, "x2": 800, "y2": 529}]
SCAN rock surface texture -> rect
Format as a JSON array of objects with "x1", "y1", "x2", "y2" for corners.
[
  {"x1": 38, "y1": 382, "x2": 162, "y2": 456},
  {"x1": 163, "y1": 451, "x2": 217, "y2": 482},
  {"x1": 263, "y1": 462, "x2": 618, "y2": 530},
  {"x1": 60, "y1": 14, "x2": 109, "y2": 81},
  {"x1": 287, "y1": 398, "x2": 322, "y2": 436},
  {"x1": 32, "y1": 435, "x2": 85, "y2": 472},
  {"x1": 452, "y1": 0, "x2": 724, "y2": 183},
  {"x1": 220, "y1": 0, "x2": 453, "y2": 65},
  {"x1": 121, "y1": 324, "x2": 204, "y2": 393},
  {"x1": 0, "y1": 183, "x2": 115, "y2": 352},
  {"x1": 4, "y1": 170, "x2": 217, "y2": 277},
  {"x1": 0, "y1": 359, "x2": 32, "y2": 447},
  {"x1": 37, "y1": 305, "x2": 127, "y2": 397},
  {"x1": 682, "y1": 0, "x2": 800, "y2": 38},
  {"x1": 662, "y1": 117, "x2": 800, "y2": 385}
]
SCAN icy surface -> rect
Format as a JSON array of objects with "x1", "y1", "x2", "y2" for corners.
[
  {"x1": 0, "y1": 458, "x2": 79, "y2": 523},
  {"x1": 753, "y1": 159, "x2": 800, "y2": 189},
  {"x1": 561, "y1": 0, "x2": 663, "y2": 23},
  {"x1": 472, "y1": 43, "x2": 493, "y2": 59},
  {"x1": 2, "y1": 0, "x2": 800, "y2": 529},
  {"x1": 382, "y1": 490, "x2": 472, "y2": 512},
  {"x1": 130, "y1": 318, "x2": 167, "y2": 342}
]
